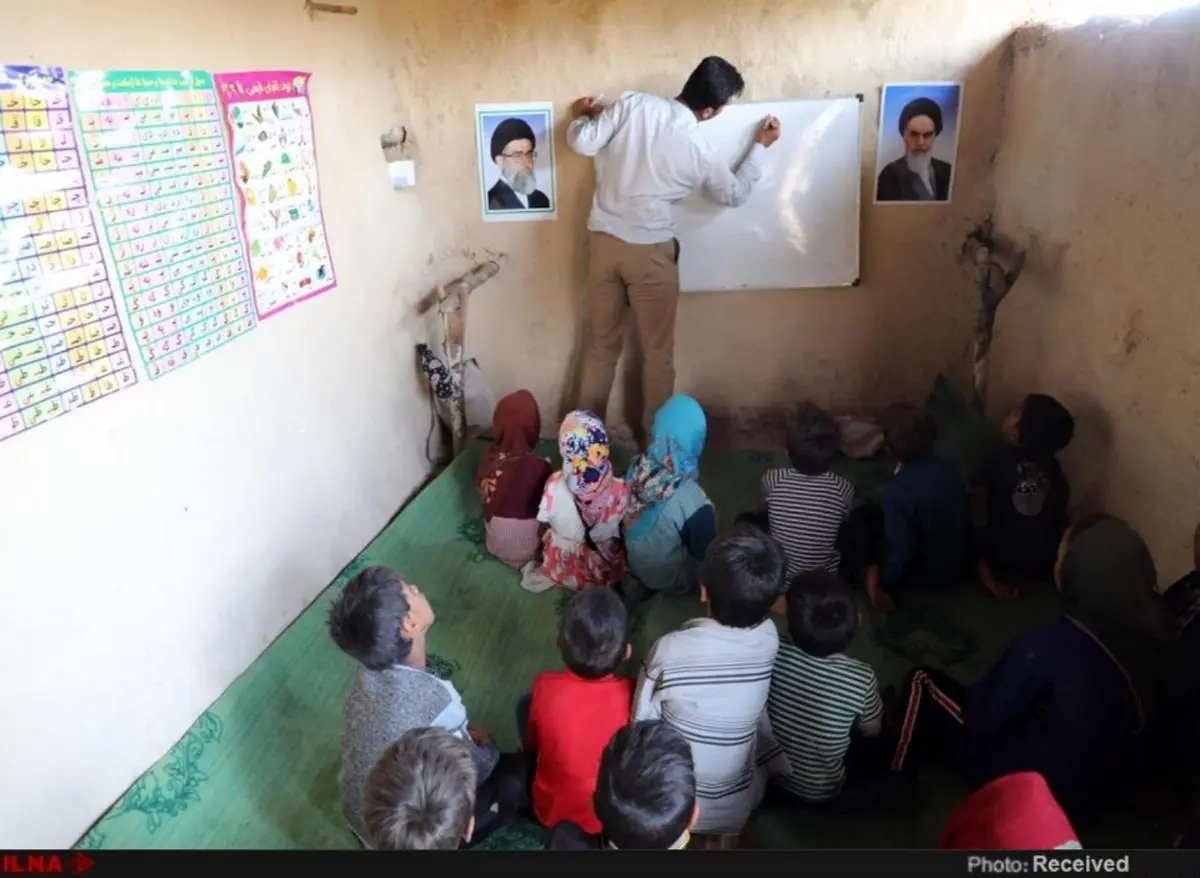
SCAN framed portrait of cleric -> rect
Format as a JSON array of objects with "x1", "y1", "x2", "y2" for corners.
[
  {"x1": 475, "y1": 102, "x2": 557, "y2": 223},
  {"x1": 873, "y1": 82, "x2": 962, "y2": 205}
]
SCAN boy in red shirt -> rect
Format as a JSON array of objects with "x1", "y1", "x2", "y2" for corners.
[{"x1": 516, "y1": 587, "x2": 634, "y2": 832}]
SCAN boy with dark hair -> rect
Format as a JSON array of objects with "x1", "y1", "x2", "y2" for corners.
[
  {"x1": 548, "y1": 720, "x2": 699, "y2": 850},
  {"x1": 517, "y1": 587, "x2": 634, "y2": 834},
  {"x1": 860, "y1": 403, "x2": 970, "y2": 612},
  {"x1": 754, "y1": 402, "x2": 855, "y2": 582},
  {"x1": 328, "y1": 566, "x2": 523, "y2": 845},
  {"x1": 633, "y1": 525, "x2": 791, "y2": 836},
  {"x1": 362, "y1": 727, "x2": 478, "y2": 850},
  {"x1": 976, "y1": 393, "x2": 1075, "y2": 599},
  {"x1": 767, "y1": 570, "x2": 886, "y2": 805}
]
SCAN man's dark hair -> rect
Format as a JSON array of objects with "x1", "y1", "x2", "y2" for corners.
[
  {"x1": 700, "y1": 524, "x2": 787, "y2": 628},
  {"x1": 883, "y1": 402, "x2": 938, "y2": 464},
  {"x1": 594, "y1": 720, "x2": 696, "y2": 849},
  {"x1": 490, "y1": 117, "x2": 536, "y2": 160},
  {"x1": 678, "y1": 56, "x2": 745, "y2": 114},
  {"x1": 898, "y1": 97, "x2": 944, "y2": 136},
  {"x1": 327, "y1": 565, "x2": 413, "y2": 670},
  {"x1": 786, "y1": 402, "x2": 840, "y2": 475},
  {"x1": 560, "y1": 587, "x2": 628, "y2": 679},
  {"x1": 363, "y1": 727, "x2": 476, "y2": 850},
  {"x1": 1018, "y1": 393, "x2": 1075, "y2": 458},
  {"x1": 786, "y1": 569, "x2": 858, "y2": 657}
]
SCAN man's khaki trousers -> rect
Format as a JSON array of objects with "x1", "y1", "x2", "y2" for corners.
[{"x1": 577, "y1": 231, "x2": 680, "y2": 433}]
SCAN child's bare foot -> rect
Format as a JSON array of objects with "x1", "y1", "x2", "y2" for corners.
[
  {"x1": 984, "y1": 579, "x2": 1020, "y2": 601},
  {"x1": 867, "y1": 581, "x2": 896, "y2": 613},
  {"x1": 978, "y1": 559, "x2": 1019, "y2": 600}
]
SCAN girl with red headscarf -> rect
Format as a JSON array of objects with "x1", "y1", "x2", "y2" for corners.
[{"x1": 477, "y1": 390, "x2": 552, "y2": 569}]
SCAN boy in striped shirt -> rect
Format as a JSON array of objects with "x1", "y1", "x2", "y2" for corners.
[
  {"x1": 756, "y1": 403, "x2": 855, "y2": 582},
  {"x1": 766, "y1": 569, "x2": 887, "y2": 805}
]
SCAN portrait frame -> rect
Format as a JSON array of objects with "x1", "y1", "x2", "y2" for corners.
[
  {"x1": 475, "y1": 101, "x2": 558, "y2": 223},
  {"x1": 873, "y1": 82, "x2": 963, "y2": 206}
]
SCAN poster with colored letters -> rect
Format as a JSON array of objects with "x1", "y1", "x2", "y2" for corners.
[
  {"x1": 213, "y1": 70, "x2": 336, "y2": 320},
  {"x1": 69, "y1": 69, "x2": 257, "y2": 380},
  {"x1": 0, "y1": 65, "x2": 136, "y2": 444}
]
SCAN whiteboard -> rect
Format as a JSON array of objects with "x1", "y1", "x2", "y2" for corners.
[{"x1": 673, "y1": 97, "x2": 863, "y2": 292}]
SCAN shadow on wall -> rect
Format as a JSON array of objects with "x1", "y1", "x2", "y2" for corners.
[{"x1": 986, "y1": 6, "x2": 1200, "y2": 575}]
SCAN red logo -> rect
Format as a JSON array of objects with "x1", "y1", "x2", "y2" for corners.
[{"x1": 0, "y1": 853, "x2": 92, "y2": 875}]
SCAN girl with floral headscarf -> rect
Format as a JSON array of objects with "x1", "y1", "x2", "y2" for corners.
[
  {"x1": 623, "y1": 395, "x2": 716, "y2": 596},
  {"x1": 520, "y1": 411, "x2": 631, "y2": 592}
]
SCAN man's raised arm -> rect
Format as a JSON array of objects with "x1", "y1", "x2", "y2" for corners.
[
  {"x1": 567, "y1": 96, "x2": 621, "y2": 157},
  {"x1": 702, "y1": 114, "x2": 780, "y2": 208}
]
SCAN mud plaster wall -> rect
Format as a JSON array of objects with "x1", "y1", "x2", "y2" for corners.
[
  {"x1": 988, "y1": 9, "x2": 1200, "y2": 579},
  {"x1": 0, "y1": 0, "x2": 445, "y2": 848},
  {"x1": 383, "y1": 0, "x2": 1052, "y2": 430}
]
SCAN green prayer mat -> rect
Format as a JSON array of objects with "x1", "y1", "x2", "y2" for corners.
[{"x1": 76, "y1": 377, "x2": 1180, "y2": 849}]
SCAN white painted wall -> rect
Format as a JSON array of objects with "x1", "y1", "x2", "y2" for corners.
[{"x1": 0, "y1": 0, "x2": 444, "y2": 847}]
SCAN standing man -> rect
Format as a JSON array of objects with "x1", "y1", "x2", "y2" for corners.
[
  {"x1": 567, "y1": 57, "x2": 780, "y2": 437},
  {"x1": 875, "y1": 97, "x2": 953, "y2": 202}
]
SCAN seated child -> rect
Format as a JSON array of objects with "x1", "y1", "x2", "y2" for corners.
[
  {"x1": 517, "y1": 587, "x2": 635, "y2": 833},
  {"x1": 890, "y1": 515, "x2": 1185, "y2": 821},
  {"x1": 477, "y1": 389, "x2": 552, "y2": 569},
  {"x1": 522, "y1": 410, "x2": 631, "y2": 592},
  {"x1": 851, "y1": 403, "x2": 970, "y2": 612},
  {"x1": 751, "y1": 402, "x2": 855, "y2": 582},
  {"x1": 547, "y1": 720, "x2": 698, "y2": 850},
  {"x1": 767, "y1": 569, "x2": 886, "y2": 806},
  {"x1": 327, "y1": 566, "x2": 524, "y2": 843},
  {"x1": 362, "y1": 726, "x2": 478, "y2": 850},
  {"x1": 633, "y1": 524, "x2": 791, "y2": 835},
  {"x1": 976, "y1": 393, "x2": 1075, "y2": 599},
  {"x1": 624, "y1": 394, "x2": 717, "y2": 596}
]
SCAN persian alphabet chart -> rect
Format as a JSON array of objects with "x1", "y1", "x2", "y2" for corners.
[
  {"x1": 214, "y1": 71, "x2": 336, "y2": 319},
  {"x1": 0, "y1": 65, "x2": 135, "y2": 444},
  {"x1": 69, "y1": 69, "x2": 256, "y2": 380}
]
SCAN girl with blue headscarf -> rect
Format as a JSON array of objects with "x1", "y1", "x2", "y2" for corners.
[{"x1": 624, "y1": 395, "x2": 717, "y2": 596}]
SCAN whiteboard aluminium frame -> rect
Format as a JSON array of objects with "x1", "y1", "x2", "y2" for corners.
[{"x1": 850, "y1": 92, "x2": 864, "y2": 287}]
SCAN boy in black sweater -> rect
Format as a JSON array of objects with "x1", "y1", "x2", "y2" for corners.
[{"x1": 975, "y1": 393, "x2": 1074, "y2": 599}]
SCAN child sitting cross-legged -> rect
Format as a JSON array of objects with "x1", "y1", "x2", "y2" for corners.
[
  {"x1": 327, "y1": 566, "x2": 526, "y2": 846},
  {"x1": 767, "y1": 569, "x2": 892, "y2": 809},
  {"x1": 751, "y1": 402, "x2": 855, "y2": 583},
  {"x1": 521, "y1": 410, "x2": 631, "y2": 592},
  {"x1": 624, "y1": 394, "x2": 717, "y2": 599},
  {"x1": 477, "y1": 389, "x2": 552, "y2": 569},
  {"x1": 362, "y1": 726, "x2": 479, "y2": 850},
  {"x1": 975, "y1": 393, "x2": 1075, "y2": 599},
  {"x1": 633, "y1": 524, "x2": 791, "y2": 839},
  {"x1": 516, "y1": 587, "x2": 635, "y2": 834},
  {"x1": 547, "y1": 720, "x2": 699, "y2": 850},
  {"x1": 842, "y1": 403, "x2": 970, "y2": 612}
]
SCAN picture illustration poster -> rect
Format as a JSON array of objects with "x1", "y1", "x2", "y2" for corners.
[
  {"x1": 69, "y1": 68, "x2": 257, "y2": 380},
  {"x1": 874, "y1": 81, "x2": 962, "y2": 205},
  {"x1": 213, "y1": 70, "x2": 336, "y2": 320},
  {"x1": 0, "y1": 64, "x2": 136, "y2": 444},
  {"x1": 475, "y1": 102, "x2": 557, "y2": 224}
]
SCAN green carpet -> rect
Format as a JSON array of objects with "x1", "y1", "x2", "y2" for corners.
[{"x1": 75, "y1": 379, "x2": 1180, "y2": 850}]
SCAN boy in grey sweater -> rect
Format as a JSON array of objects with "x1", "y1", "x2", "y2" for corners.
[{"x1": 328, "y1": 566, "x2": 523, "y2": 845}]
